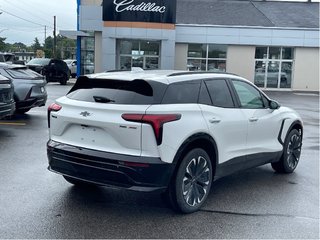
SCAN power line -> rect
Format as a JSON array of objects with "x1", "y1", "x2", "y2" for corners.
[
  {"x1": 0, "y1": 8, "x2": 46, "y2": 28},
  {"x1": 3, "y1": 0, "x2": 54, "y2": 28}
]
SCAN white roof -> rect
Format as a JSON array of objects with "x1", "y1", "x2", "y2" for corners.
[{"x1": 88, "y1": 70, "x2": 247, "y2": 84}]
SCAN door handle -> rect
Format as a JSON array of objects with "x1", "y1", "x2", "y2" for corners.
[
  {"x1": 209, "y1": 118, "x2": 221, "y2": 124},
  {"x1": 249, "y1": 117, "x2": 258, "y2": 122}
]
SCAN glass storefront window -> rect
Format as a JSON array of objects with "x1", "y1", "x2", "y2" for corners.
[
  {"x1": 120, "y1": 56, "x2": 131, "y2": 70},
  {"x1": 187, "y1": 44, "x2": 227, "y2": 72},
  {"x1": 208, "y1": 45, "x2": 227, "y2": 58},
  {"x1": 187, "y1": 59, "x2": 206, "y2": 71},
  {"x1": 269, "y1": 47, "x2": 281, "y2": 59},
  {"x1": 254, "y1": 61, "x2": 266, "y2": 88},
  {"x1": 254, "y1": 46, "x2": 294, "y2": 89},
  {"x1": 255, "y1": 47, "x2": 267, "y2": 59},
  {"x1": 140, "y1": 41, "x2": 159, "y2": 56},
  {"x1": 145, "y1": 57, "x2": 159, "y2": 70},
  {"x1": 282, "y1": 48, "x2": 293, "y2": 60},
  {"x1": 118, "y1": 40, "x2": 160, "y2": 70},
  {"x1": 280, "y1": 62, "x2": 292, "y2": 88},
  {"x1": 188, "y1": 44, "x2": 206, "y2": 58},
  {"x1": 80, "y1": 36, "x2": 95, "y2": 75},
  {"x1": 208, "y1": 60, "x2": 226, "y2": 72},
  {"x1": 266, "y1": 61, "x2": 280, "y2": 88}
]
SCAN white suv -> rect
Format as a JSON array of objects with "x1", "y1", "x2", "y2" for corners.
[{"x1": 47, "y1": 70, "x2": 303, "y2": 213}]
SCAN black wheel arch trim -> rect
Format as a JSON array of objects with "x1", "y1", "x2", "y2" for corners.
[
  {"x1": 278, "y1": 119, "x2": 303, "y2": 145},
  {"x1": 171, "y1": 133, "x2": 219, "y2": 175}
]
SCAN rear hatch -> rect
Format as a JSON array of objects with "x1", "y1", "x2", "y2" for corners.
[{"x1": 49, "y1": 76, "x2": 167, "y2": 156}]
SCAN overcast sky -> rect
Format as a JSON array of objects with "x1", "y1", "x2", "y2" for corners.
[
  {"x1": 0, "y1": 0, "x2": 319, "y2": 46},
  {"x1": 0, "y1": 0, "x2": 77, "y2": 45}
]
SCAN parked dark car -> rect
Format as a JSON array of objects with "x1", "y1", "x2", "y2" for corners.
[
  {"x1": 27, "y1": 58, "x2": 70, "y2": 85},
  {"x1": 0, "y1": 74, "x2": 15, "y2": 119},
  {"x1": 0, "y1": 63, "x2": 47, "y2": 114}
]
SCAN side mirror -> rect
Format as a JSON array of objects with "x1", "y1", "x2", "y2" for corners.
[{"x1": 270, "y1": 100, "x2": 280, "y2": 110}]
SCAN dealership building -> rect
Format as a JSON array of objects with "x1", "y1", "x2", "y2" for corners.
[{"x1": 74, "y1": 0, "x2": 320, "y2": 92}]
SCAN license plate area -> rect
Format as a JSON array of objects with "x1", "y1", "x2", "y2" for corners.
[{"x1": 79, "y1": 125, "x2": 99, "y2": 143}]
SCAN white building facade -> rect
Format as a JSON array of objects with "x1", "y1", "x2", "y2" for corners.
[{"x1": 76, "y1": 0, "x2": 320, "y2": 92}]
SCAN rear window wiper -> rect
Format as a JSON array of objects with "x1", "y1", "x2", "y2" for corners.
[{"x1": 93, "y1": 96, "x2": 115, "y2": 103}]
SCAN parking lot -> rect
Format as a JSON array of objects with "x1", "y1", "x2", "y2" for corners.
[{"x1": 0, "y1": 82, "x2": 319, "y2": 239}]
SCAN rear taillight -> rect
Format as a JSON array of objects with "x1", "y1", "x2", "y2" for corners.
[
  {"x1": 122, "y1": 114, "x2": 181, "y2": 145},
  {"x1": 47, "y1": 103, "x2": 62, "y2": 128}
]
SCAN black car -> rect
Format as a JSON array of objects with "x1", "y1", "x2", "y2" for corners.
[
  {"x1": 27, "y1": 58, "x2": 70, "y2": 85},
  {"x1": 0, "y1": 63, "x2": 47, "y2": 114},
  {"x1": 0, "y1": 74, "x2": 15, "y2": 119}
]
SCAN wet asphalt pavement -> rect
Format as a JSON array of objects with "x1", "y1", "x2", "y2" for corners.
[{"x1": 0, "y1": 82, "x2": 319, "y2": 239}]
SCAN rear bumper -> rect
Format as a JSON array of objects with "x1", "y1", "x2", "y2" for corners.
[
  {"x1": 47, "y1": 140, "x2": 175, "y2": 192},
  {"x1": 16, "y1": 96, "x2": 47, "y2": 110}
]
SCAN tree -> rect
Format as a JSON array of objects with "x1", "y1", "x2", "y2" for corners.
[
  {"x1": 43, "y1": 36, "x2": 54, "y2": 58},
  {"x1": 43, "y1": 35, "x2": 76, "y2": 59},
  {"x1": 0, "y1": 37, "x2": 7, "y2": 51},
  {"x1": 31, "y1": 37, "x2": 42, "y2": 53},
  {"x1": 11, "y1": 42, "x2": 27, "y2": 52}
]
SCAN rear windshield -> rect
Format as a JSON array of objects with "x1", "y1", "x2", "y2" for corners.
[
  {"x1": 67, "y1": 77, "x2": 167, "y2": 105},
  {"x1": 5, "y1": 68, "x2": 43, "y2": 79},
  {"x1": 27, "y1": 58, "x2": 50, "y2": 65}
]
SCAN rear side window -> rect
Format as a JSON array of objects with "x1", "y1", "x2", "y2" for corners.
[
  {"x1": 161, "y1": 82, "x2": 201, "y2": 104},
  {"x1": 67, "y1": 78, "x2": 167, "y2": 105},
  {"x1": 205, "y1": 79, "x2": 235, "y2": 108}
]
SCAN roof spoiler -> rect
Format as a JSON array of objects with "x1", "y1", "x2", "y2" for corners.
[{"x1": 68, "y1": 76, "x2": 153, "y2": 96}]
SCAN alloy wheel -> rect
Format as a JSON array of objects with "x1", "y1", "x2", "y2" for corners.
[
  {"x1": 182, "y1": 156, "x2": 210, "y2": 207},
  {"x1": 286, "y1": 133, "x2": 302, "y2": 170}
]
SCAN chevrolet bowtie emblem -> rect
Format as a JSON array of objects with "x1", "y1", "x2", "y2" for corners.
[{"x1": 80, "y1": 111, "x2": 91, "y2": 117}]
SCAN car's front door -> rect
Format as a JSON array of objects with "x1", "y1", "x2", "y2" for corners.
[{"x1": 230, "y1": 79, "x2": 283, "y2": 157}]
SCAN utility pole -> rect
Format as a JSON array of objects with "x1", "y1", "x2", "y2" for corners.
[
  {"x1": 44, "y1": 25, "x2": 47, "y2": 43},
  {"x1": 53, "y1": 16, "x2": 56, "y2": 58}
]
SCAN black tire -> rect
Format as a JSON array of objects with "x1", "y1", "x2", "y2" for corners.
[
  {"x1": 60, "y1": 75, "x2": 68, "y2": 85},
  {"x1": 15, "y1": 108, "x2": 31, "y2": 114},
  {"x1": 63, "y1": 176, "x2": 96, "y2": 187},
  {"x1": 166, "y1": 148, "x2": 213, "y2": 213},
  {"x1": 271, "y1": 129, "x2": 302, "y2": 173}
]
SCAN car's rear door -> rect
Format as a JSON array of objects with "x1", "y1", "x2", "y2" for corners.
[{"x1": 199, "y1": 79, "x2": 248, "y2": 164}]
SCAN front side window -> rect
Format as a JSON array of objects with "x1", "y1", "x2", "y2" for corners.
[
  {"x1": 254, "y1": 46, "x2": 293, "y2": 89},
  {"x1": 187, "y1": 44, "x2": 227, "y2": 72},
  {"x1": 205, "y1": 79, "x2": 234, "y2": 108},
  {"x1": 232, "y1": 80, "x2": 264, "y2": 109}
]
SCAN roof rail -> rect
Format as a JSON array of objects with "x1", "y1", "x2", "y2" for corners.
[
  {"x1": 105, "y1": 68, "x2": 144, "y2": 73},
  {"x1": 105, "y1": 69, "x2": 129, "y2": 73},
  {"x1": 167, "y1": 71, "x2": 239, "y2": 77}
]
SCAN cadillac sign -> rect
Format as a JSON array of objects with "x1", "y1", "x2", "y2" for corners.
[{"x1": 103, "y1": 0, "x2": 176, "y2": 23}]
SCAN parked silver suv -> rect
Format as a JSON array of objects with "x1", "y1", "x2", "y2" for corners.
[{"x1": 0, "y1": 63, "x2": 47, "y2": 114}]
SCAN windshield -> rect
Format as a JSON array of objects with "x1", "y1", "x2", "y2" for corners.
[
  {"x1": 4, "y1": 54, "x2": 15, "y2": 62},
  {"x1": 64, "y1": 60, "x2": 73, "y2": 64},
  {"x1": 27, "y1": 58, "x2": 50, "y2": 65}
]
